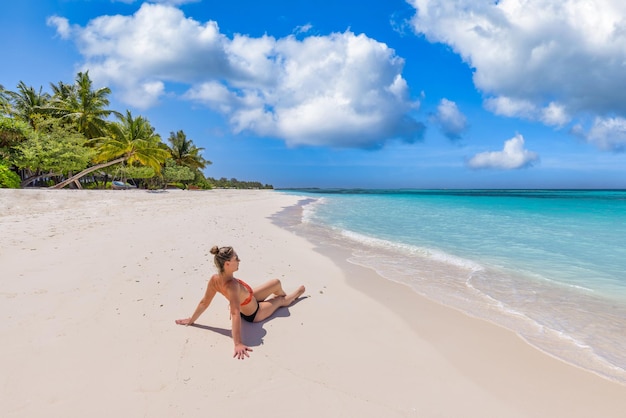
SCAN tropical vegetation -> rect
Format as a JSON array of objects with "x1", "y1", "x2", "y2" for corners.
[{"x1": 0, "y1": 73, "x2": 272, "y2": 190}]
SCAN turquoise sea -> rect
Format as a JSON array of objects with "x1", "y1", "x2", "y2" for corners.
[{"x1": 280, "y1": 189, "x2": 626, "y2": 384}]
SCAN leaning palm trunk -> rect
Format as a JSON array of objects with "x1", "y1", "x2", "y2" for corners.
[
  {"x1": 50, "y1": 156, "x2": 126, "y2": 189},
  {"x1": 21, "y1": 171, "x2": 60, "y2": 188}
]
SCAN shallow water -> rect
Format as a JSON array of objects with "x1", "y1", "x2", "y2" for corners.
[{"x1": 278, "y1": 189, "x2": 626, "y2": 384}]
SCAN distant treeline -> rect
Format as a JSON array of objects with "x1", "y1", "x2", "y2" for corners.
[{"x1": 207, "y1": 177, "x2": 273, "y2": 189}]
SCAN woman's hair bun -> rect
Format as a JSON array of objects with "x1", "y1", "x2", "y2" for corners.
[{"x1": 210, "y1": 245, "x2": 220, "y2": 255}]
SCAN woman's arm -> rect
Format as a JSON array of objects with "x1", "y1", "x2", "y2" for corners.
[
  {"x1": 226, "y1": 282, "x2": 253, "y2": 359},
  {"x1": 175, "y1": 278, "x2": 217, "y2": 325}
]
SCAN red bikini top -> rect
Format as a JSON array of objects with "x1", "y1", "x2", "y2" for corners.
[{"x1": 237, "y1": 279, "x2": 254, "y2": 306}]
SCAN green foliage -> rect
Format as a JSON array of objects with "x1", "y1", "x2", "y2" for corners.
[
  {"x1": 121, "y1": 165, "x2": 155, "y2": 179},
  {"x1": 166, "y1": 182, "x2": 186, "y2": 190},
  {"x1": 13, "y1": 119, "x2": 94, "y2": 175},
  {"x1": 191, "y1": 169, "x2": 213, "y2": 189},
  {"x1": 0, "y1": 116, "x2": 33, "y2": 160},
  {"x1": 190, "y1": 178, "x2": 213, "y2": 189},
  {"x1": 0, "y1": 162, "x2": 20, "y2": 188},
  {"x1": 0, "y1": 115, "x2": 32, "y2": 144},
  {"x1": 163, "y1": 159, "x2": 195, "y2": 182},
  {"x1": 82, "y1": 181, "x2": 103, "y2": 190}
]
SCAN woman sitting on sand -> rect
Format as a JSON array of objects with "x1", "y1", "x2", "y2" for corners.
[{"x1": 175, "y1": 245, "x2": 306, "y2": 359}]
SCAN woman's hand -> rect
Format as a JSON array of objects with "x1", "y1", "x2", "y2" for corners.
[
  {"x1": 175, "y1": 318, "x2": 193, "y2": 326},
  {"x1": 233, "y1": 343, "x2": 253, "y2": 359}
]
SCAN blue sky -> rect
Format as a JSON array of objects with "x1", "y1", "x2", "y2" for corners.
[{"x1": 3, "y1": 0, "x2": 626, "y2": 188}]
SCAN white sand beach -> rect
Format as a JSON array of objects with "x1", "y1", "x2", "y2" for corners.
[{"x1": 1, "y1": 189, "x2": 626, "y2": 417}]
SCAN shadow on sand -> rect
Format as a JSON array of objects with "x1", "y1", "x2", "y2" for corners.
[{"x1": 190, "y1": 296, "x2": 308, "y2": 347}]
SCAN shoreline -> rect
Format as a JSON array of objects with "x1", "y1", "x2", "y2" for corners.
[
  {"x1": 277, "y1": 190, "x2": 626, "y2": 386},
  {"x1": 2, "y1": 189, "x2": 626, "y2": 417},
  {"x1": 273, "y1": 193, "x2": 626, "y2": 414}
]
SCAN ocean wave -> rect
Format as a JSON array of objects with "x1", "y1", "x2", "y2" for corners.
[
  {"x1": 337, "y1": 227, "x2": 485, "y2": 272},
  {"x1": 300, "y1": 197, "x2": 326, "y2": 224}
]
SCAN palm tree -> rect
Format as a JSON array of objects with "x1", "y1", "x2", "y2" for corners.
[
  {"x1": 50, "y1": 110, "x2": 170, "y2": 189},
  {"x1": 0, "y1": 84, "x2": 12, "y2": 116},
  {"x1": 47, "y1": 71, "x2": 121, "y2": 139},
  {"x1": 5, "y1": 81, "x2": 50, "y2": 128},
  {"x1": 49, "y1": 80, "x2": 75, "y2": 102},
  {"x1": 97, "y1": 110, "x2": 170, "y2": 171},
  {"x1": 167, "y1": 130, "x2": 210, "y2": 169}
]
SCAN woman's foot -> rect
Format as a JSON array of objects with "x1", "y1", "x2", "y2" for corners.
[{"x1": 284, "y1": 285, "x2": 306, "y2": 305}]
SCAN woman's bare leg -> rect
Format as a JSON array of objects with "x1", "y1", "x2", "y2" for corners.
[
  {"x1": 253, "y1": 285, "x2": 306, "y2": 322},
  {"x1": 252, "y1": 278, "x2": 287, "y2": 301}
]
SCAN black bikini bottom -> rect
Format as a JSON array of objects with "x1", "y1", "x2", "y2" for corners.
[{"x1": 240, "y1": 303, "x2": 259, "y2": 323}]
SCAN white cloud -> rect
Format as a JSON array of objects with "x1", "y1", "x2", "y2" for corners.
[
  {"x1": 484, "y1": 96, "x2": 537, "y2": 120},
  {"x1": 433, "y1": 98, "x2": 467, "y2": 140},
  {"x1": 47, "y1": 16, "x2": 72, "y2": 39},
  {"x1": 581, "y1": 117, "x2": 626, "y2": 152},
  {"x1": 541, "y1": 102, "x2": 570, "y2": 127},
  {"x1": 54, "y1": 3, "x2": 422, "y2": 148},
  {"x1": 112, "y1": 0, "x2": 200, "y2": 5},
  {"x1": 468, "y1": 133, "x2": 539, "y2": 169},
  {"x1": 485, "y1": 97, "x2": 570, "y2": 127},
  {"x1": 120, "y1": 81, "x2": 165, "y2": 109},
  {"x1": 408, "y1": 0, "x2": 626, "y2": 140},
  {"x1": 159, "y1": 0, "x2": 201, "y2": 4},
  {"x1": 294, "y1": 23, "x2": 313, "y2": 34}
]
